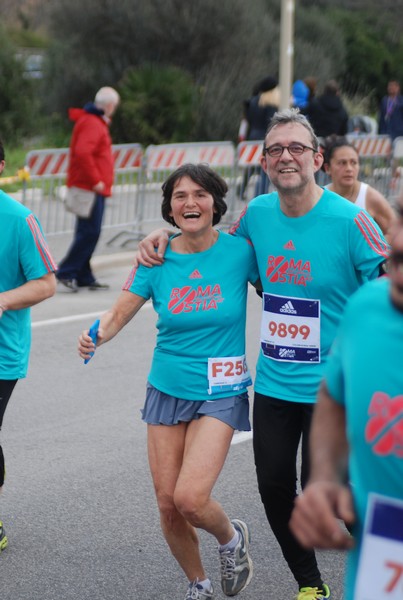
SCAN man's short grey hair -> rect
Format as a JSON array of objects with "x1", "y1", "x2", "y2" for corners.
[
  {"x1": 265, "y1": 108, "x2": 319, "y2": 151},
  {"x1": 94, "y1": 86, "x2": 120, "y2": 108}
]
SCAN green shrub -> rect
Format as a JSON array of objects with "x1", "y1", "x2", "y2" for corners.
[
  {"x1": 0, "y1": 25, "x2": 39, "y2": 145},
  {"x1": 114, "y1": 65, "x2": 198, "y2": 145}
]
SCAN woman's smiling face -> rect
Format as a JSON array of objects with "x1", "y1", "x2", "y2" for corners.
[{"x1": 169, "y1": 176, "x2": 216, "y2": 233}]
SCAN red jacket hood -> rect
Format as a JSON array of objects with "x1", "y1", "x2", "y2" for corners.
[{"x1": 68, "y1": 108, "x2": 86, "y2": 122}]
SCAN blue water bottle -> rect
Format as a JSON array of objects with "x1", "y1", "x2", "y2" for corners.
[{"x1": 84, "y1": 319, "x2": 100, "y2": 364}]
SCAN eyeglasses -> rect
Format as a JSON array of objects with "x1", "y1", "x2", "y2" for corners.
[{"x1": 263, "y1": 143, "x2": 318, "y2": 158}]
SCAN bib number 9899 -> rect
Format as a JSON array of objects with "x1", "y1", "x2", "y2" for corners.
[{"x1": 268, "y1": 321, "x2": 310, "y2": 340}]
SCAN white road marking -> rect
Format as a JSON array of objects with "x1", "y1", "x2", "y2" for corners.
[
  {"x1": 232, "y1": 430, "x2": 253, "y2": 445},
  {"x1": 31, "y1": 303, "x2": 153, "y2": 328}
]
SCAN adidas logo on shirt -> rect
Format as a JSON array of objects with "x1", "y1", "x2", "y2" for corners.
[
  {"x1": 279, "y1": 301, "x2": 297, "y2": 314},
  {"x1": 189, "y1": 270, "x2": 203, "y2": 279},
  {"x1": 283, "y1": 240, "x2": 296, "y2": 250}
]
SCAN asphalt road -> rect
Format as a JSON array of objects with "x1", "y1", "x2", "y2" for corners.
[{"x1": 0, "y1": 258, "x2": 346, "y2": 600}]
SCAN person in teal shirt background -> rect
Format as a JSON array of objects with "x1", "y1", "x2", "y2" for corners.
[
  {"x1": 0, "y1": 138, "x2": 57, "y2": 552},
  {"x1": 291, "y1": 193, "x2": 403, "y2": 600}
]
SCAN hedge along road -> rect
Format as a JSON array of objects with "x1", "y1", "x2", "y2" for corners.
[{"x1": 0, "y1": 261, "x2": 345, "y2": 600}]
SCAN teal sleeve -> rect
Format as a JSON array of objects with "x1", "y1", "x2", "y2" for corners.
[
  {"x1": 129, "y1": 264, "x2": 152, "y2": 300},
  {"x1": 350, "y1": 210, "x2": 389, "y2": 282},
  {"x1": 229, "y1": 206, "x2": 251, "y2": 241},
  {"x1": 247, "y1": 242, "x2": 260, "y2": 284},
  {"x1": 20, "y1": 215, "x2": 56, "y2": 280}
]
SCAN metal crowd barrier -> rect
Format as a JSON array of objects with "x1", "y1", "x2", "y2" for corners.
[
  {"x1": 23, "y1": 147, "x2": 74, "y2": 235},
  {"x1": 389, "y1": 136, "x2": 403, "y2": 206},
  {"x1": 347, "y1": 134, "x2": 393, "y2": 198},
  {"x1": 23, "y1": 144, "x2": 143, "y2": 237},
  {"x1": 21, "y1": 135, "x2": 399, "y2": 243}
]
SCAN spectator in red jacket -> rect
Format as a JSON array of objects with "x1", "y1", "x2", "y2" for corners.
[{"x1": 57, "y1": 86, "x2": 120, "y2": 292}]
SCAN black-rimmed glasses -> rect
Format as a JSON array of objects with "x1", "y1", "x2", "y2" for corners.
[{"x1": 263, "y1": 143, "x2": 318, "y2": 158}]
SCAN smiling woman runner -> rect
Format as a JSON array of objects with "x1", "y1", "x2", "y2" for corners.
[{"x1": 78, "y1": 163, "x2": 260, "y2": 600}]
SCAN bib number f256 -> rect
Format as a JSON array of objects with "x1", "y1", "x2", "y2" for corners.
[{"x1": 207, "y1": 355, "x2": 252, "y2": 395}]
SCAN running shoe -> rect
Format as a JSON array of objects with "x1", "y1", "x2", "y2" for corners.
[
  {"x1": 0, "y1": 521, "x2": 8, "y2": 552},
  {"x1": 184, "y1": 579, "x2": 214, "y2": 600},
  {"x1": 57, "y1": 277, "x2": 78, "y2": 293},
  {"x1": 296, "y1": 584, "x2": 331, "y2": 599},
  {"x1": 219, "y1": 519, "x2": 253, "y2": 596}
]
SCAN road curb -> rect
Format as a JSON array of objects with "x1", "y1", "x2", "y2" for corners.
[{"x1": 92, "y1": 250, "x2": 135, "y2": 270}]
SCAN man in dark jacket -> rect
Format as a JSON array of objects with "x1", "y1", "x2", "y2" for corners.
[
  {"x1": 306, "y1": 80, "x2": 349, "y2": 139},
  {"x1": 56, "y1": 86, "x2": 120, "y2": 292},
  {"x1": 378, "y1": 79, "x2": 403, "y2": 141}
]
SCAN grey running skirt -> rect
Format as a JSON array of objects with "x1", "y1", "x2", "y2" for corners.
[{"x1": 142, "y1": 383, "x2": 251, "y2": 431}]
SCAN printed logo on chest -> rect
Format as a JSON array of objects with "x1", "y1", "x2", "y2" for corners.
[
  {"x1": 266, "y1": 255, "x2": 313, "y2": 286},
  {"x1": 168, "y1": 284, "x2": 223, "y2": 314},
  {"x1": 365, "y1": 392, "x2": 403, "y2": 458}
]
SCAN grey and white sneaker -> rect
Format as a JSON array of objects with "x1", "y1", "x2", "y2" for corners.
[
  {"x1": 219, "y1": 519, "x2": 253, "y2": 596},
  {"x1": 184, "y1": 579, "x2": 214, "y2": 600}
]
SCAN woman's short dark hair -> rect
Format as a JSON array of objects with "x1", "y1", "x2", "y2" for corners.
[
  {"x1": 161, "y1": 163, "x2": 228, "y2": 228},
  {"x1": 0, "y1": 138, "x2": 5, "y2": 162}
]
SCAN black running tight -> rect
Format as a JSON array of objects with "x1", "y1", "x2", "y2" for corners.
[
  {"x1": 252, "y1": 392, "x2": 324, "y2": 589},
  {"x1": 0, "y1": 379, "x2": 18, "y2": 487}
]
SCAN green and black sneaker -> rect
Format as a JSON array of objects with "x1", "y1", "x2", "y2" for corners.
[
  {"x1": 0, "y1": 521, "x2": 8, "y2": 552},
  {"x1": 296, "y1": 584, "x2": 331, "y2": 599}
]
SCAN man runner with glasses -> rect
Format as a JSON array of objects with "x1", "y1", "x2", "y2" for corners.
[
  {"x1": 229, "y1": 109, "x2": 388, "y2": 600},
  {"x1": 263, "y1": 142, "x2": 318, "y2": 158},
  {"x1": 136, "y1": 108, "x2": 389, "y2": 599}
]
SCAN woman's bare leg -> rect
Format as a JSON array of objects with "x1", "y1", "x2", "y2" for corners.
[
  {"x1": 174, "y1": 416, "x2": 235, "y2": 545},
  {"x1": 148, "y1": 422, "x2": 207, "y2": 581}
]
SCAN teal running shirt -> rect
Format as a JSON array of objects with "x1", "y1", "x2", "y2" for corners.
[
  {"x1": 0, "y1": 191, "x2": 57, "y2": 379},
  {"x1": 325, "y1": 277, "x2": 403, "y2": 600},
  {"x1": 124, "y1": 232, "x2": 259, "y2": 400},
  {"x1": 230, "y1": 188, "x2": 389, "y2": 402}
]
